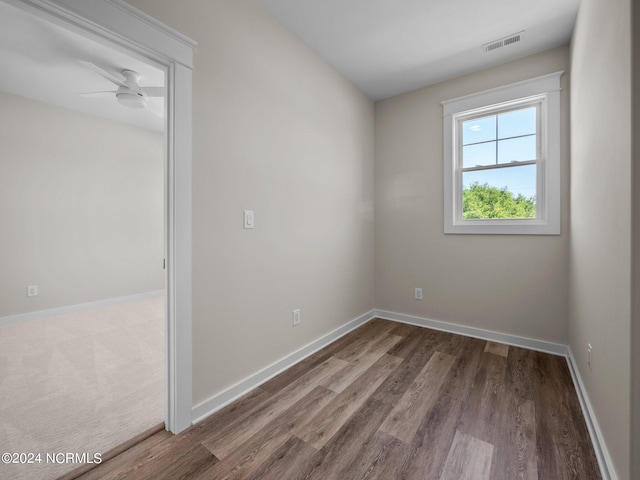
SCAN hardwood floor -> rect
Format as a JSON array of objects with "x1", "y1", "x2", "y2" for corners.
[{"x1": 70, "y1": 319, "x2": 602, "y2": 480}]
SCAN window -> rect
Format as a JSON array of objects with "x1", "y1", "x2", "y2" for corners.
[{"x1": 442, "y1": 72, "x2": 563, "y2": 234}]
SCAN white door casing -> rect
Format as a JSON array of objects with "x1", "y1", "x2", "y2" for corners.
[{"x1": 1, "y1": 0, "x2": 195, "y2": 434}]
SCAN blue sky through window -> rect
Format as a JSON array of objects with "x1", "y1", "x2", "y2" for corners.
[
  {"x1": 463, "y1": 165, "x2": 536, "y2": 199},
  {"x1": 461, "y1": 106, "x2": 537, "y2": 199}
]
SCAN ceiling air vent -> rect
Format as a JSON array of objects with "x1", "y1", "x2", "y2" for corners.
[{"x1": 483, "y1": 31, "x2": 525, "y2": 53}]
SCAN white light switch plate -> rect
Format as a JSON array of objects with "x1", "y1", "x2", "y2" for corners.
[{"x1": 244, "y1": 210, "x2": 254, "y2": 229}]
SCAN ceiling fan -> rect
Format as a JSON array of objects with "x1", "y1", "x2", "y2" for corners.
[{"x1": 79, "y1": 60, "x2": 164, "y2": 115}]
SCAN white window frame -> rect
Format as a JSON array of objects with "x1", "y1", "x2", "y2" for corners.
[{"x1": 442, "y1": 72, "x2": 563, "y2": 235}]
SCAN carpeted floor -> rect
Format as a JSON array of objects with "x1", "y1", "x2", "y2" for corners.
[{"x1": 0, "y1": 296, "x2": 164, "y2": 480}]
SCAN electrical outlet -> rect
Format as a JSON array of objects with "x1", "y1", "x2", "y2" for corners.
[
  {"x1": 587, "y1": 343, "x2": 593, "y2": 370},
  {"x1": 27, "y1": 285, "x2": 38, "y2": 297},
  {"x1": 414, "y1": 288, "x2": 423, "y2": 300},
  {"x1": 292, "y1": 308, "x2": 301, "y2": 326}
]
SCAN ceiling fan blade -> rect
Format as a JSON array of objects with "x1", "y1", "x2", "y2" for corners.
[
  {"x1": 79, "y1": 91, "x2": 116, "y2": 97},
  {"x1": 141, "y1": 86, "x2": 165, "y2": 97},
  {"x1": 80, "y1": 60, "x2": 127, "y2": 87}
]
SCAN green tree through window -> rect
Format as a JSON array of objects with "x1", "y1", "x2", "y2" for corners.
[{"x1": 462, "y1": 182, "x2": 536, "y2": 219}]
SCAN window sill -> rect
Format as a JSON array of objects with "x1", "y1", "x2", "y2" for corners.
[{"x1": 444, "y1": 219, "x2": 560, "y2": 235}]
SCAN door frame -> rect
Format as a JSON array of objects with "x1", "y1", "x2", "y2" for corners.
[{"x1": 2, "y1": 0, "x2": 195, "y2": 433}]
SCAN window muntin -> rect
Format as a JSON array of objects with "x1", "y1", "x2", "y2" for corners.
[{"x1": 456, "y1": 100, "x2": 542, "y2": 221}]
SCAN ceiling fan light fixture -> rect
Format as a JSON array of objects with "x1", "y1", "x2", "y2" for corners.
[{"x1": 116, "y1": 91, "x2": 147, "y2": 109}]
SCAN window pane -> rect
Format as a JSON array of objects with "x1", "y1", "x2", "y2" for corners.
[
  {"x1": 463, "y1": 115, "x2": 496, "y2": 145},
  {"x1": 497, "y1": 135, "x2": 537, "y2": 164},
  {"x1": 498, "y1": 107, "x2": 536, "y2": 139},
  {"x1": 462, "y1": 142, "x2": 496, "y2": 168},
  {"x1": 462, "y1": 164, "x2": 536, "y2": 219}
]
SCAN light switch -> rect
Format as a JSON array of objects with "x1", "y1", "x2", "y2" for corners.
[{"x1": 244, "y1": 210, "x2": 254, "y2": 229}]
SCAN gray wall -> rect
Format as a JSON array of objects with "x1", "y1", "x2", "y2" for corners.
[
  {"x1": 374, "y1": 46, "x2": 570, "y2": 344},
  {"x1": 127, "y1": 3, "x2": 636, "y2": 476},
  {"x1": 0, "y1": 92, "x2": 164, "y2": 317},
  {"x1": 570, "y1": 0, "x2": 632, "y2": 478},
  {"x1": 128, "y1": 0, "x2": 375, "y2": 407}
]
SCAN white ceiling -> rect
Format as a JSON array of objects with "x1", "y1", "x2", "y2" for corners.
[
  {"x1": 257, "y1": 0, "x2": 580, "y2": 100},
  {"x1": 0, "y1": 1, "x2": 165, "y2": 132},
  {"x1": 0, "y1": 0, "x2": 579, "y2": 126}
]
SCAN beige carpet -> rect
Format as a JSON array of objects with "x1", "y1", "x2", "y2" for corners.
[{"x1": 0, "y1": 296, "x2": 164, "y2": 480}]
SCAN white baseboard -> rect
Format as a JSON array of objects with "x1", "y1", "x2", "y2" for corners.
[
  {"x1": 374, "y1": 309, "x2": 568, "y2": 356},
  {"x1": 191, "y1": 309, "x2": 376, "y2": 424},
  {"x1": 0, "y1": 290, "x2": 165, "y2": 326},
  {"x1": 566, "y1": 347, "x2": 617, "y2": 480}
]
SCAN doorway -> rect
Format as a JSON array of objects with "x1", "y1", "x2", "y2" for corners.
[{"x1": 0, "y1": 0, "x2": 193, "y2": 478}]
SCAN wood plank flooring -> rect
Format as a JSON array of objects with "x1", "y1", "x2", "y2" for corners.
[{"x1": 69, "y1": 319, "x2": 602, "y2": 480}]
